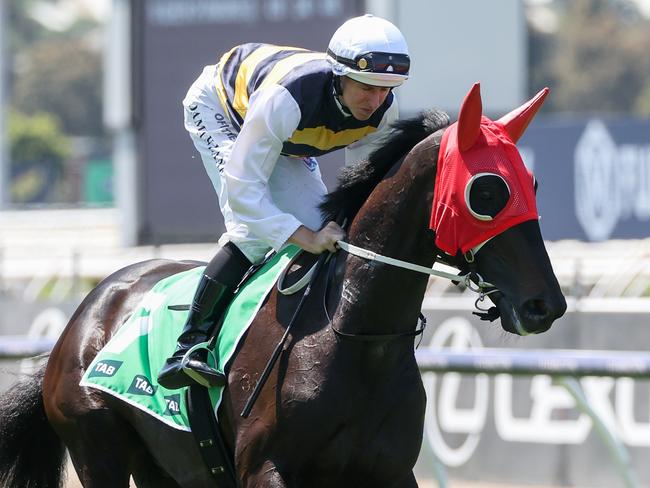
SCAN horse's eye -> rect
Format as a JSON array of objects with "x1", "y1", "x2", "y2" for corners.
[{"x1": 465, "y1": 173, "x2": 510, "y2": 221}]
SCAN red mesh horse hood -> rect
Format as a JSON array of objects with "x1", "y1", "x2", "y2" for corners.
[{"x1": 430, "y1": 83, "x2": 549, "y2": 256}]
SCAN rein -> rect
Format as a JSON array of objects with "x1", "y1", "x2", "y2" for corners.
[
  {"x1": 337, "y1": 241, "x2": 495, "y2": 294},
  {"x1": 276, "y1": 239, "x2": 500, "y2": 343},
  {"x1": 280, "y1": 241, "x2": 495, "y2": 294},
  {"x1": 278, "y1": 240, "x2": 499, "y2": 322}
]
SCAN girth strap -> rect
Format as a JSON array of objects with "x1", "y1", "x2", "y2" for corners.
[{"x1": 186, "y1": 386, "x2": 237, "y2": 486}]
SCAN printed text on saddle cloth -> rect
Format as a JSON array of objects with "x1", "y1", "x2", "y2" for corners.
[{"x1": 430, "y1": 83, "x2": 549, "y2": 256}]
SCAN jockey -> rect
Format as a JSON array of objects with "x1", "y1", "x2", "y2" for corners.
[{"x1": 158, "y1": 14, "x2": 411, "y2": 389}]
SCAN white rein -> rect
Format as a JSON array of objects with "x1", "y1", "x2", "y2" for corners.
[{"x1": 277, "y1": 241, "x2": 497, "y2": 301}]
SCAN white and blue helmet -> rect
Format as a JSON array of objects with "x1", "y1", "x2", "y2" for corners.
[{"x1": 327, "y1": 14, "x2": 410, "y2": 88}]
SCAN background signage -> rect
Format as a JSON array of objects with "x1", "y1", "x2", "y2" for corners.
[
  {"x1": 415, "y1": 305, "x2": 650, "y2": 487},
  {"x1": 522, "y1": 117, "x2": 650, "y2": 241}
]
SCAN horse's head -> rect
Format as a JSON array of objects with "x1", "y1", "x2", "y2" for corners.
[{"x1": 431, "y1": 83, "x2": 566, "y2": 335}]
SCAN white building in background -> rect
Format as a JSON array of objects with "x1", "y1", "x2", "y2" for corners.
[{"x1": 366, "y1": 0, "x2": 527, "y2": 116}]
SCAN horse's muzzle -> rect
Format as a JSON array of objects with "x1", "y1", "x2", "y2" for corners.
[{"x1": 496, "y1": 293, "x2": 567, "y2": 336}]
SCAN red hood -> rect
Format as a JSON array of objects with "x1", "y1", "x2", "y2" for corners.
[{"x1": 429, "y1": 83, "x2": 549, "y2": 256}]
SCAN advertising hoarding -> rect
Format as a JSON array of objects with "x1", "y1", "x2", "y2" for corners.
[{"x1": 521, "y1": 117, "x2": 650, "y2": 241}]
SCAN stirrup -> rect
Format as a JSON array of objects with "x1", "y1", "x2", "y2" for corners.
[{"x1": 181, "y1": 341, "x2": 222, "y2": 388}]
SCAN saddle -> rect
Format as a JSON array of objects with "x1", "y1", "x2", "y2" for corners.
[{"x1": 182, "y1": 249, "x2": 318, "y2": 486}]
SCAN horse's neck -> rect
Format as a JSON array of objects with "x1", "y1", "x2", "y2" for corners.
[{"x1": 333, "y1": 163, "x2": 435, "y2": 336}]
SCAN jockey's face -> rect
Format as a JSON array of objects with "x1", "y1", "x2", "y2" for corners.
[{"x1": 339, "y1": 77, "x2": 391, "y2": 121}]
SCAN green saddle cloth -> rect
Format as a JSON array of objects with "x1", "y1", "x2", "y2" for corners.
[{"x1": 80, "y1": 245, "x2": 300, "y2": 431}]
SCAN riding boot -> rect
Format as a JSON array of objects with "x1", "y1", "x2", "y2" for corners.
[{"x1": 157, "y1": 241, "x2": 251, "y2": 390}]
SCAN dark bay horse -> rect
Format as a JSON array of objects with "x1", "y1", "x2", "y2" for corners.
[{"x1": 0, "y1": 84, "x2": 566, "y2": 488}]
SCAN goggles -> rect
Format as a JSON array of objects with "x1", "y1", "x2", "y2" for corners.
[{"x1": 327, "y1": 49, "x2": 410, "y2": 75}]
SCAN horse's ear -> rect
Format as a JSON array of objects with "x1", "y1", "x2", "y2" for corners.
[
  {"x1": 498, "y1": 87, "x2": 550, "y2": 143},
  {"x1": 457, "y1": 82, "x2": 483, "y2": 152}
]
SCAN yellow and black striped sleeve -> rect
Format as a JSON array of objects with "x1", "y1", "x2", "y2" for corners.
[{"x1": 215, "y1": 43, "x2": 394, "y2": 158}]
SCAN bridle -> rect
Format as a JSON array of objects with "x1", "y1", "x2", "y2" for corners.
[
  {"x1": 335, "y1": 241, "x2": 501, "y2": 326},
  {"x1": 435, "y1": 243, "x2": 502, "y2": 322},
  {"x1": 338, "y1": 240, "x2": 496, "y2": 296},
  {"x1": 276, "y1": 239, "x2": 500, "y2": 343}
]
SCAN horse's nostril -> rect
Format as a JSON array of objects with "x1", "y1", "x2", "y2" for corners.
[{"x1": 523, "y1": 298, "x2": 550, "y2": 321}]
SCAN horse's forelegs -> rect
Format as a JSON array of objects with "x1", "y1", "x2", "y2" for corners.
[{"x1": 243, "y1": 460, "x2": 288, "y2": 488}]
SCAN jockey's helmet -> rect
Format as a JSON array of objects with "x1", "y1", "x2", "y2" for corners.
[{"x1": 327, "y1": 14, "x2": 410, "y2": 88}]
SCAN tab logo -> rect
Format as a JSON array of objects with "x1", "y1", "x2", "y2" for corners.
[
  {"x1": 88, "y1": 360, "x2": 123, "y2": 378},
  {"x1": 164, "y1": 394, "x2": 182, "y2": 416},
  {"x1": 127, "y1": 375, "x2": 157, "y2": 396}
]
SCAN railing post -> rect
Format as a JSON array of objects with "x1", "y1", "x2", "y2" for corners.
[
  {"x1": 0, "y1": 245, "x2": 4, "y2": 295},
  {"x1": 556, "y1": 377, "x2": 639, "y2": 488}
]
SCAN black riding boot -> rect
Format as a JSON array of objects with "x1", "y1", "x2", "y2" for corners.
[{"x1": 157, "y1": 242, "x2": 251, "y2": 390}]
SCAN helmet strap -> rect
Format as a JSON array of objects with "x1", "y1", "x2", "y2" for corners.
[
  {"x1": 333, "y1": 75, "x2": 343, "y2": 96},
  {"x1": 332, "y1": 76, "x2": 352, "y2": 116}
]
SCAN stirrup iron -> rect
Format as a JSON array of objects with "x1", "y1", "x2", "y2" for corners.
[{"x1": 181, "y1": 342, "x2": 222, "y2": 388}]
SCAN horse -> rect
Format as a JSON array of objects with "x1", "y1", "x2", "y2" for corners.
[{"x1": 0, "y1": 83, "x2": 566, "y2": 488}]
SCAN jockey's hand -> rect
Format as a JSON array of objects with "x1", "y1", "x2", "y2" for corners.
[{"x1": 288, "y1": 222, "x2": 346, "y2": 254}]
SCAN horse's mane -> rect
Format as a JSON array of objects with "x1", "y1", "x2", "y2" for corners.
[{"x1": 320, "y1": 109, "x2": 450, "y2": 224}]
